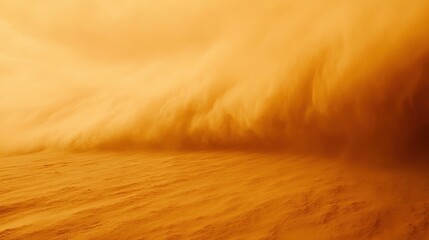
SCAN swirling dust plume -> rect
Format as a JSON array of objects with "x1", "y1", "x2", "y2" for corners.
[{"x1": 0, "y1": 0, "x2": 429, "y2": 158}]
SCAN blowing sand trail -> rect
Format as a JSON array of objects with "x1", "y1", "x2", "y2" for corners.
[{"x1": 0, "y1": 152, "x2": 428, "y2": 240}]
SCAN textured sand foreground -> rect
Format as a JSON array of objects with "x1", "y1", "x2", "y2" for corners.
[{"x1": 1, "y1": 151, "x2": 429, "y2": 240}]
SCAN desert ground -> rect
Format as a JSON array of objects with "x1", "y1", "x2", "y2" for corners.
[{"x1": 1, "y1": 151, "x2": 428, "y2": 240}]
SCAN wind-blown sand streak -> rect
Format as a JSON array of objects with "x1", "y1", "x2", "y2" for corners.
[{"x1": 1, "y1": 151, "x2": 429, "y2": 239}]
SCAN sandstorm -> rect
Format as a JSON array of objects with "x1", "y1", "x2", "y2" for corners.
[
  {"x1": 1, "y1": 1, "x2": 429, "y2": 239},
  {"x1": 1, "y1": 0, "x2": 428, "y2": 154}
]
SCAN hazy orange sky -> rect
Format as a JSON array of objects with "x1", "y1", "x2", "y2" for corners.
[{"x1": 1, "y1": 0, "x2": 429, "y2": 154}]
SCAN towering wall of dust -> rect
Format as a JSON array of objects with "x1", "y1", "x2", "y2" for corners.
[{"x1": 0, "y1": 0, "x2": 429, "y2": 154}]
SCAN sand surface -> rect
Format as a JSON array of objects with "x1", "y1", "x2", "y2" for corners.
[{"x1": 1, "y1": 151, "x2": 428, "y2": 240}]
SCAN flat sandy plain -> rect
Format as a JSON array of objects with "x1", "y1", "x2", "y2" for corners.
[{"x1": 1, "y1": 151, "x2": 429, "y2": 239}]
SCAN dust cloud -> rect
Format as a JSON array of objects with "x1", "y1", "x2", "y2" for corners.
[{"x1": 1, "y1": 0, "x2": 429, "y2": 154}]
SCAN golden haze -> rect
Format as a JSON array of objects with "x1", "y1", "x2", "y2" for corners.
[{"x1": 1, "y1": 0, "x2": 428, "y2": 154}]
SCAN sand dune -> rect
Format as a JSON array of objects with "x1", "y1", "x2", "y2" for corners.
[{"x1": 1, "y1": 151, "x2": 428, "y2": 239}]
